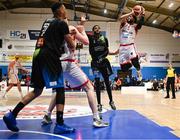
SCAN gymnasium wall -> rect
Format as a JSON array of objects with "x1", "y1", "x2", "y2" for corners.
[{"x1": 0, "y1": 9, "x2": 179, "y2": 80}]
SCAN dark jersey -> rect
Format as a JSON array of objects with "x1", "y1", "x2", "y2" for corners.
[
  {"x1": 33, "y1": 18, "x2": 69, "y2": 77},
  {"x1": 88, "y1": 34, "x2": 109, "y2": 61},
  {"x1": 36, "y1": 18, "x2": 69, "y2": 57},
  {"x1": 88, "y1": 34, "x2": 113, "y2": 76}
]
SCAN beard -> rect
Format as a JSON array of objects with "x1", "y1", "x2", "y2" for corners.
[
  {"x1": 127, "y1": 19, "x2": 134, "y2": 24},
  {"x1": 127, "y1": 15, "x2": 136, "y2": 24},
  {"x1": 94, "y1": 31, "x2": 100, "y2": 36}
]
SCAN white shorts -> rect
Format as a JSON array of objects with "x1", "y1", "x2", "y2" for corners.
[
  {"x1": 119, "y1": 43, "x2": 138, "y2": 64},
  {"x1": 61, "y1": 60, "x2": 88, "y2": 89},
  {"x1": 8, "y1": 73, "x2": 19, "y2": 84}
]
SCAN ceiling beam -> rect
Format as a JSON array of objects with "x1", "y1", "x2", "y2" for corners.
[
  {"x1": 159, "y1": 16, "x2": 169, "y2": 25},
  {"x1": 145, "y1": 13, "x2": 153, "y2": 23},
  {"x1": 63, "y1": 3, "x2": 117, "y2": 19},
  {"x1": 0, "y1": 0, "x2": 178, "y2": 33},
  {"x1": 159, "y1": 6, "x2": 180, "y2": 26},
  {"x1": 98, "y1": 0, "x2": 179, "y2": 17},
  {"x1": 144, "y1": 22, "x2": 175, "y2": 32},
  {"x1": 0, "y1": 1, "x2": 117, "y2": 19},
  {"x1": 145, "y1": 0, "x2": 165, "y2": 24},
  {"x1": 173, "y1": 22, "x2": 180, "y2": 30}
]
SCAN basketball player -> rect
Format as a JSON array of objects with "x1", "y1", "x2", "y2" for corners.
[
  {"x1": 3, "y1": 2, "x2": 76, "y2": 134},
  {"x1": 110, "y1": 5, "x2": 145, "y2": 82},
  {"x1": 42, "y1": 17, "x2": 108, "y2": 127},
  {"x1": 88, "y1": 25, "x2": 116, "y2": 112},
  {"x1": 2, "y1": 55, "x2": 29, "y2": 99}
]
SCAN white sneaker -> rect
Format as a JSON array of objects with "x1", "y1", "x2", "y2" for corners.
[
  {"x1": 137, "y1": 75, "x2": 142, "y2": 81},
  {"x1": 42, "y1": 114, "x2": 52, "y2": 125},
  {"x1": 93, "y1": 118, "x2": 109, "y2": 128},
  {"x1": 2, "y1": 94, "x2": 7, "y2": 99}
]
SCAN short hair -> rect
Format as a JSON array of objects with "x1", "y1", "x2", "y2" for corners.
[
  {"x1": 51, "y1": 2, "x2": 63, "y2": 13},
  {"x1": 92, "y1": 25, "x2": 100, "y2": 31},
  {"x1": 15, "y1": 55, "x2": 20, "y2": 60}
]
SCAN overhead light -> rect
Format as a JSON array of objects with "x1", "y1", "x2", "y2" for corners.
[
  {"x1": 104, "y1": 9, "x2": 107, "y2": 14},
  {"x1": 152, "y1": 20, "x2": 157, "y2": 24},
  {"x1": 169, "y1": 2, "x2": 174, "y2": 8},
  {"x1": 103, "y1": 2, "x2": 107, "y2": 14}
]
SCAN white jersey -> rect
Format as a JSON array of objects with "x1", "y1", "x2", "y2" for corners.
[
  {"x1": 60, "y1": 43, "x2": 75, "y2": 60},
  {"x1": 8, "y1": 60, "x2": 21, "y2": 84},
  {"x1": 9, "y1": 61, "x2": 21, "y2": 75},
  {"x1": 120, "y1": 22, "x2": 137, "y2": 45},
  {"x1": 60, "y1": 25, "x2": 77, "y2": 61},
  {"x1": 59, "y1": 25, "x2": 89, "y2": 89}
]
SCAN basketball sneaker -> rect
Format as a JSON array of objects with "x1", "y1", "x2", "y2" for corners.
[
  {"x1": 3, "y1": 111, "x2": 19, "y2": 132},
  {"x1": 109, "y1": 101, "x2": 116, "y2": 110},
  {"x1": 54, "y1": 123, "x2": 75, "y2": 134},
  {"x1": 41, "y1": 114, "x2": 52, "y2": 125},
  {"x1": 93, "y1": 118, "x2": 109, "y2": 128},
  {"x1": 137, "y1": 75, "x2": 142, "y2": 81}
]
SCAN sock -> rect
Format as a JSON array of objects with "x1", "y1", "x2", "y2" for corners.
[
  {"x1": 47, "y1": 111, "x2": 52, "y2": 117},
  {"x1": 93, "y1": 112, "x2": 100, "y2": 120},
  {"x1": 56, "y1": 111, "x2": 64, "y2": 125},
  {"x1": 3, "y1": 91, "x2": 7, "y2": 97},
  {"x1": 12, "y1": 102, "x2": 25, "y2": 118}
]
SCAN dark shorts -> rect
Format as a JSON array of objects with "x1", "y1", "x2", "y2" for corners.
[
  {"x1": 91, "y1": 58, "x2": 113, "y2": 77},
  {"x1": 30, "y1": 55, "x2": 45, "y2": 89},
  {"x1": 31, "y1": 49, "x2": 64, "y2": 89},
  {"x1": 120, "y1": 56, "x2": 140, "y2": 72}
]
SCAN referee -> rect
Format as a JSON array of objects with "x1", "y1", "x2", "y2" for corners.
[{"x1": 165, "y1": 63, "x2": 177, "y2": 99}]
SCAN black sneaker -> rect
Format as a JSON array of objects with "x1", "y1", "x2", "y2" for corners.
[
  {"x1": 172, "y1": 97, "x2": 176, "y2": 99},
  {"x1": 109, "y1": 101, "x2": 116, "y2": 110},
  {"x1": 97, "y1": 104, "x2": 102, "y2": 112},
  {"x1": 164, "y1": 96, "x2": 170, "y2": 99}
]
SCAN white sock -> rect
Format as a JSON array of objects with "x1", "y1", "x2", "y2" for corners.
[
  {"x1": 3, "y1": 91, "x2": 7, "y2": 97},
  {"x1": 93, "y1": 112, "x2": 100, "y2": 120}
]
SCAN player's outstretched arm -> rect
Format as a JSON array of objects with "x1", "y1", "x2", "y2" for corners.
[{"x1": 109, "y1": 49, "x2": 119, "y2": 55}]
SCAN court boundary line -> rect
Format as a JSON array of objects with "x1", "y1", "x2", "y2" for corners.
[{"x1": 0, "y1": 130, "x2": 72, "y2": 140}]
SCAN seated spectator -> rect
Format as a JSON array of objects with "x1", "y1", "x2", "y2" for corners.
[
  {"x1": 152, "y1": 79, "x2": 159, "y2": 91},
  {"x1": 115, "y1": 77, "x2": 122, "y2": 90},
  {"x1": 175, "y1": 74, "x2": 180, "y2": 91}
]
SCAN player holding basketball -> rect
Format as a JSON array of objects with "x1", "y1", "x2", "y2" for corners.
[
  {"x1": 42, "y1": 17, "x2": 108, "y2": 127},
  {"x1": 110, "y1": 5, "x2": 145, "y2": 82}
]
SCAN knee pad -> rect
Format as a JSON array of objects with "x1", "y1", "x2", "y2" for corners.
[
  {"x1": 55, "y1": 87, "x2": 65, "y2": 105},
  {"x1": 131, "y1": 56, "x2": 140, "y2": 71},
  {"x1": 121, "y1": 63, "x2": 132, "y2": 72}
]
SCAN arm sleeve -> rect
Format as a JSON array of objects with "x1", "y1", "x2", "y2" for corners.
[
  {"x1": 136, "y1": 16, "x2": 145, "y2": 30},
  {"x1": 88, "y1": 35, "x2": 94, "y2": 57},
  {"x1": 105, "y1": 38, "x2": 109, "y2": 48}
]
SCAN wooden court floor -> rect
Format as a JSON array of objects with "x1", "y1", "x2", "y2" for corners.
[{"x1": 0, "y1": 87, "x2": 180, "y2": 137}]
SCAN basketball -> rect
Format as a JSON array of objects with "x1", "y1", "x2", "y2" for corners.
[{"x1": 133, "y1": 5, "x2": 142, "y2": 16}]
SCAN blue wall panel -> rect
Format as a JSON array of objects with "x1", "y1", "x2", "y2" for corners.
[{"x1": 1, "y1": 65, "x2": 180, "y2": 81}]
